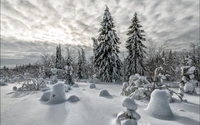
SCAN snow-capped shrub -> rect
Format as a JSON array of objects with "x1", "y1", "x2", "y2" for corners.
[
  {"x1": 89, "y1": 83, "x2": 96, "y2": 89},
  {"x1": 184, "y1": 82, "x2": 195, "y2": 94},
  {"x1": 130, "y1": 88, "x2": 146, "y2": 100},
  {"x1": 99, "y1": 89, "x2": 111, "y2": 97},
  {"x1": 67, "y1": 95, "x2": 80, "y2": 102},
  {"x1": 41, "y1": 90, "x2": 51, "y2": 101},
  {"x1": 121, "y1": 82, "x2": 129, "y2": 95},
  {"x1": 48, "y1": 82, "x2": 66, "y2": 104},
  {"x1": 145, "y1": 90, "x2": 173, "y2": 119},
  {"x1": 116, "y1": 97, "x2": 140, "y2": 125}
]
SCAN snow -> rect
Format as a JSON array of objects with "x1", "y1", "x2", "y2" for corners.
[
  {"x1": 48, "y1": 82, "x2": 66, "y2": 104},
  {"x1": 122, "y1": 98, "x2": 137, "y2": 110},
  {"x1": 121, "y1": 119, "x2": 137, "y2": 125},
  {"x1": 89, "y1": 83, "x2": 96, "y2": 89},
  {"x1": 184, "y1": 82, "x2": 195, "y2": 93},
  {"x1": 99, "y1": 89, "x2": 111, "y2": 97},
  {"x1": 67, "y1": 95, "x2": 80, "y2": 102},
  {"x1": 65, "y1": 85, "x2": 71, "y2": 92},
  {"x1": 41, "y1": 90, "x2": 51, "y2": 101},
  {"x1": 41, "y1": 87, "x2": 51, "y2": 92},
  {"x1": 145, "y1": 89, "x2": 173, "y2": 119},
  {"x1": 1, "y1": 82, "x2": 200, "y2": 125}
]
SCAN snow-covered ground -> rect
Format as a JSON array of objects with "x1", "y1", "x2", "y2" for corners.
[{"x1": 1, "y1": 82, "x2": 200, "y2": 125}]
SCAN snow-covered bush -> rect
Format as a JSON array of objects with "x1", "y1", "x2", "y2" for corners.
[
  {"x1": 89, "y1": 83, "x2": 96, "y2": 89},
  {"x1": 67, "y1": 95, "x2": 80, "y2": 102},
  {"x1": 50, "y1": 68, "x2": 58, "y2": 84},
  {"x1": 48, "y1": 82, "x2": 66, "y2": 104},
  {"x1": 99, "y1": 89, "x2": 111, "y2": 97},
  {"x1": 116, "y1": 97, "x2": 140, "y2": 125},
  {"x1": 64, "y1": 65, "x2": 75, "y2": 85},
  {"x1": 145, "y1": 90, "x2": 173, "y2": 119},
  {"x1": 122, "y1": 74, "x2": 151, "y2": 99}
]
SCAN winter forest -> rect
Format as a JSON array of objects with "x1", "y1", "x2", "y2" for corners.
[{"x1": 1, "y1": 0, "x2": 200, "y2": 125}]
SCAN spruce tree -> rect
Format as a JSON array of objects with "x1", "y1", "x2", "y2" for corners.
[
  {"x1": 65, "y1": 48, "x2": 74, "y2": 85},
  {"x1": 55, "y1": 44, "x2": 62, "y2": 69},
  {"x1": 81, "y1": 48, "x2": 87, "y2": 78},
  {"x1": 125, "y1": 12, "x2": 146, "y2": 79},
  {"x1": 94, "y1": 6, "x2": 122, "y2": 82},
  {"x1": 77, "y1": 50, "x2": 83, "y2": 79}
]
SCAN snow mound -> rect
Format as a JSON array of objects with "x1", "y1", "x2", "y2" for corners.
[
  {"x1": 145, "y1": 89, "x2": 173, "y2": 119},
  {"x1": 48, "y1": 83, "x2": 66, "y2": 104},
  {"x1": 41, "y1": 90, "x2": 51, "y2": 101},
  {"x1": 121, "y1": 119, "x2": 137, "y2": 125},
  {"x1": 122, "y1": 98, "x2": 137, "y2": 110},
  {"x1": 67, "y1": 95, "x2": 80, "y2": 102},
  {"x1": 89, "y1": 83, "x2": 96, "y2": 89},
  {"x1": 184, "y1": 82, "x2": 195, "y2": 93},
  {"x1": 99, "y1": 89, "x2": 111, "y2": 97},
  {"x1": 72, "y1": 83, "x2": 78, "y2": 87},
  {"x1": 41, "y1": 87, "x2": 51, "y2": 92},
  {"x1": 0, "y1": 81, "x2": 7, "y2": 86}
]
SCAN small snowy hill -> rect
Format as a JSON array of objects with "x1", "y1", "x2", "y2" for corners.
[{"x1": 1, "y1": 82, "x2": 200, "y2": 125}]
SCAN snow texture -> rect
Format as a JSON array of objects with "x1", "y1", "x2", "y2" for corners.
[
  {"x1": 72, "y1": 83, "x2": 79, "y2": 87},
  {"x1": 89, "y1": 83, "x2": 96, "y2": 89},
  {"x1": 122, "y1": 98, "x2": 137, "y2": 110},
  {"x1": 145, "y1": 89, "x2": 173, "y2": 119},
  {"x1": 41, "y1": 87, "x2": 51, "y2": 92},
  {"x1": 67, "y1": 95, "x2": 80, "y2": 102},
  {"x1": 99, "y1": 89, "x2": 111, "y2": 97},
  {"x1": 121, "y1": 119, "x2": 137, "y2": 125},
  {"x1": 40, "y1": 90, "x2": 51, "y2": 101},
  {"x1": 48, "y1": 82, "x2": 66, "y2": 104}
]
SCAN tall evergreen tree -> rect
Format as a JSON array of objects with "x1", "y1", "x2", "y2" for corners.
[
  {"x1": 55, "y1": 44, "x2": 62, "y2": 69},
  {"x1": 125, "y1": 12, "x2": 146, "y2": 79},
  {"x1": 94, "y1": 6, "x2": 122, "y2": 82},
  {"x1": 65, "y1": 48, "x2": 74, "y2": 85},
  {"x1": 77, "y1": 50, "x2": 83, "y2": 79}
]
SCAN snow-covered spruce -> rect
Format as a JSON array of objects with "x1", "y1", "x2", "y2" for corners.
[
  {"x1": 94, "y1": 5, "x2": 122, "y2": 82},
  {"x1": 64, "y1": 54, "x2": 75, "y2": 85},
  {"x1": 89, "y1": 83, "x2": 96, "y2": 89},
  {"x1": 48, "y1": 82, "x2": 66, "y2": 104},
  {"x1": 67, "y1": 95, "x2": 80, "y2": 102},
  {"x1": 145, "y1": 90, "x2": 173, "y2": 119},
  {"x1": 125, "y1": 12, "x2": 147, "y2": 80},
  {"x1": 99, "y1": 89, "x2": 111, "y2": 97},
  {"x1": 116, "y1": 97, "x2": 140, "y2": 125}
]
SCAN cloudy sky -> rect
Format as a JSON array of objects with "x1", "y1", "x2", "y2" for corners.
[{"x1": 1, "y1": 0, "x2": 199, "y2": 67}]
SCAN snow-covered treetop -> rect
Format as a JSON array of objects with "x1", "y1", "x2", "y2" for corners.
[{"x1": 122, "y1": 98, "x2": 137, "y2": 110}]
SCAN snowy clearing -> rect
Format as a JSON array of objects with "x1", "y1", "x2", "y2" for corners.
[{"x1": 1, "y1": 82, "x2": 200, "y2": 125}]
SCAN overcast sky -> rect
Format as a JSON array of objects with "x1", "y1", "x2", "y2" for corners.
[{"x1": 1, "y1": 0, "x2": 199, "y2": 67}]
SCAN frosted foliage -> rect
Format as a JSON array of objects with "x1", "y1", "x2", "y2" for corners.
[{"x1": 145, "y1": 90, "x2": 173, "y2": 119}]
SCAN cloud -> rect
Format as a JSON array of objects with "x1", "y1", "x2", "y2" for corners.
[{"x1": 1, "y1": 0, "x2": 199, "y2": 66}]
